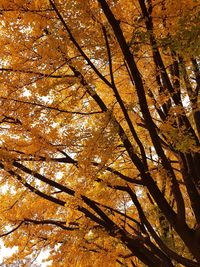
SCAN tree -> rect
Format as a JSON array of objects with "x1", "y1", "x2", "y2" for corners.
[{"x1": 0, "y1": 0, "x2": 199, "y2": 266}]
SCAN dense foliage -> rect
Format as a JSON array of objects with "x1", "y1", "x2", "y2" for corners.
[{"x1": 0, "y1": 0, "x2": 199, "y2": 266}]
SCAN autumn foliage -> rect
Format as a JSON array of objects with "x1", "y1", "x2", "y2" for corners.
[{"x1": 0, "y1": 0, "x2": 199, "y2": 266}]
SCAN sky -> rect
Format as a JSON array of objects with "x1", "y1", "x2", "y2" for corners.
[{"x1": 0, "y1": 241, "x2": 51, "y2": 266}]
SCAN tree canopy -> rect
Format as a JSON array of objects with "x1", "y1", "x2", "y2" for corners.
[{"x1": 0, "y1": 0, "x2": 199, "y2": 266}]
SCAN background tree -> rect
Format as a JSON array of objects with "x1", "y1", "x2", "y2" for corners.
[{"x1": 0, "y1": 0, "x2": 199, "y2": 266}]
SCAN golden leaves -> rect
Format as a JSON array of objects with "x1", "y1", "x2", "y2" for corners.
[{"x1": 0, "y1": 0, "x2": 199, "y2": 266}]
